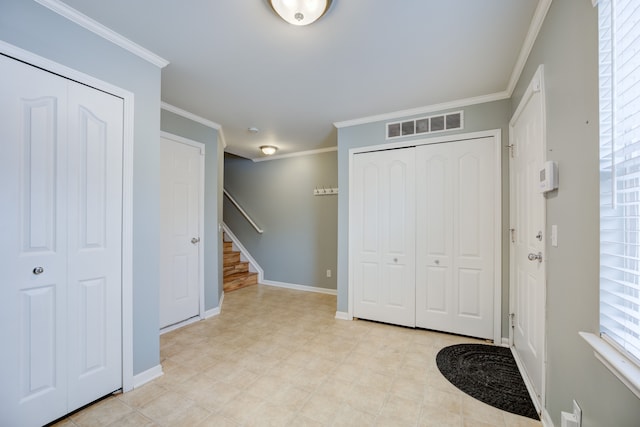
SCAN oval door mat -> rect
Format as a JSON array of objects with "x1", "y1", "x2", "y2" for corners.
[{"x1": 436, "y1": 344, "x2": 539, "y2": 420}]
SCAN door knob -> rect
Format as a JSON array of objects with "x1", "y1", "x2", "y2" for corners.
[
  {"x1": 33, "y1": 267, "x2": 44, "y2": 275},
  {"x1": 191, "y1": 237, "x2": 200, "y2": 244},
  {"x1": 527, "y1": 252, "x2": 542, "y2": 262}
]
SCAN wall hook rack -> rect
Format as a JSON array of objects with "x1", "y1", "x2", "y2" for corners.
[{"x1": 313, "y1": 186, "x2": 338, "y2": 196}]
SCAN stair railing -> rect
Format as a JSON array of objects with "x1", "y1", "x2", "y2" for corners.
[{"x1": 223, "y1": 189, "x2": 264, "y2": 234}]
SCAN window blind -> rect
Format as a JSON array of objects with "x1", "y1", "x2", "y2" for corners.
[{"x1": 599, "y1": 0, "x2": 640, "y2": 363}]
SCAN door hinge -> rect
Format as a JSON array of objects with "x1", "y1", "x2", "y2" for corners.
[
  {"x1": 509, "y1": 228, "x2": 516, "y2": 243},
  {"x1": 506, "y1": 144, "x2": 514, "y2": 158},
  {"x1": 510, "y1": 313, "x2": 515, "y2": 328}
]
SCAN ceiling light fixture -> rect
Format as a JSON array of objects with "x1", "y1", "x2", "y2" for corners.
[
  {"x1": 260, "y1": 145, "x2": 278, "y2": 156},
  {"x1": 269, "y1": 0, "x2": 333, "y2": 26}
]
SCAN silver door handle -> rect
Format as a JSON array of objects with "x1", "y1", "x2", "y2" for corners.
[
  {"x1": 33, "y1": 267, "x2": 44, "y2": 275},
  {"x1": 191, "y1": 237, "x2": 200, "y2": 244},
  {"x1": 527, "y1": 252, "x2": 542, "y2": 262}
]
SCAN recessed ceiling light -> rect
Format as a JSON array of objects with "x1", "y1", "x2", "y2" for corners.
[{"x1": 248, "y1": 127, "x2": 259, "y2": 133}]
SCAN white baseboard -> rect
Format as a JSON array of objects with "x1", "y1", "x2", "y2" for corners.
[
  {"x1": 541, "y1": 408, "x2": 554, "y2": 427},
  {"x1": 261, "y1": 279, "x2": 337, "y2": 295},
  {"x1": 159, "y1": 316, "x2": 200, "y2": 335},
  {"x1": 501, "y1": 337, "x2": 510, "y2": 347},
  {"x1": 132, "y1": 364, "x2": 163, "y2": 389},
  {"x1": 204, "y1": 292, "x2": 224, "y2": 319},
  {"x1": 335, "y1": 311, "x2": 352, "y2": 320}
]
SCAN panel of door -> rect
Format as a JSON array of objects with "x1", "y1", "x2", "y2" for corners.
[
  {"x1": 160, "y1": 137, "x2": 201, "y2": 328},
  {"x1": 66, "y1": 79, "x2": 124, "y2": 410},
  {"x1": 0, "y1": 54, "x2": 123, "y2": 426},
  {"x1": 352, "y1": 148, "x2": 416, "y2": 327},
  {"x1": 510, "y1": 81, "x2": 545, "y2": 403},
  {"x1": 415, "y1": 137, "x2": 496, "y2": 339}
]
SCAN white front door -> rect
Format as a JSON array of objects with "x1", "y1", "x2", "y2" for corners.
[
  {"x1": 415, "y1": 137, "x2": 496, "y2": 339},
  {"x1": 510, "y1": 68, "x2": 546, "y2": 406},
  {"x1": 0, "y1": 54, "x2": 123, "y2": 426},
  {"x1": 160, "y1": 137, "x2": 202, "y2": 329},
  {"x1": 352, "y1": 148, "x2": 416, "y2": 327}
]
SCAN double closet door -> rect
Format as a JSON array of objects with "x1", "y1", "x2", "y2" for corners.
[
  {"x1": 0, "y1": 55, "x2": 124, "y2": 426},
  {"x1": 352, "y1": 137, "x2": 496, "y2": 339}
]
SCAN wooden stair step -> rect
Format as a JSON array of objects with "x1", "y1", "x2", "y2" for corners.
[
  {"x1": 223, "y1": 271, "x2": 258, "y2": 292},
  {"x1": 223, "y1": 251, "x2": 240, "y2": 264},
  {"x1": 223, "y1": 261, "x2": 249, "y2": 276}
]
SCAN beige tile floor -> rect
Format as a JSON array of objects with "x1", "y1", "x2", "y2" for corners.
[{"x1": 53, "y1": 285, "x2": 542, "y2": 427}]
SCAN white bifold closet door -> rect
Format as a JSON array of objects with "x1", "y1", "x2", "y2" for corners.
[
  {"x1": 0, "y1": 54, "x2": 123, "y2": 426},
  {"x1": 352, "y1": 137, "x2": 495, "y2": 339},
  {"x1": 352, "y1": 148, "x2": 416, "y2": 327},
  {"x1": 415, "y1": 137, "x2": 495, "y2": 339}
]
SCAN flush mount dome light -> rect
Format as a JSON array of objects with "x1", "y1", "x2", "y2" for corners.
[
  {"x1": 260, "y1": 145, "x2": 278, "y2": 156},
  {"x1": 269, "y1": 0, "x2": 333, "y2": 26}
]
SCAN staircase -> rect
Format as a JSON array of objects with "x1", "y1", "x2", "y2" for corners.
[{"x1": 223, "y1": 238, "x2": 258, "y2": 292}]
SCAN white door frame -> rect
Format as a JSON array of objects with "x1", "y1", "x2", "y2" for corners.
[
  {"x1": 0, "y1": 41, "x2": 135, "y2": 391},
  {"x1": 508, "y1": 64, "x2": 547, "y2": 412},
  {"x1": 159, "y1": 132, "x2": 206, "y2": 332},
  {"x1": 348, "y1": 129, "x2": 503, "y2": 344}
]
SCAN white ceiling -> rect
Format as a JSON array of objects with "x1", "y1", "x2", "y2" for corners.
[{"x1": 60, "y1": 0, "x2": 541, "y2": 160}]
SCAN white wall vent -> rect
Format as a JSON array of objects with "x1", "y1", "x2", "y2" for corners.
[{"x1": 386, "y1": 111, "x2": 463, "y2": 139}]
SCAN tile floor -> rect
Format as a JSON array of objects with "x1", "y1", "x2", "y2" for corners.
[{"x1": 53, "y1": 285, "x2": 542, "y2": 427}]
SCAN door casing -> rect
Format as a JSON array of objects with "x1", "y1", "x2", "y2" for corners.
[{"x1": 347, "y1": 129, "x2": 503, "y2": 344}]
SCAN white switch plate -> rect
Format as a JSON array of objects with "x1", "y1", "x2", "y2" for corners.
[
  {"x1": 326, "y1": 269, "x2": 332, "y2": 278},
  {"x1": 551, "y1": 225, "x2": 558, "y2": 247}
]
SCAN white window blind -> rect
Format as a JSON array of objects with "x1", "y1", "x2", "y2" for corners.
[{"x1": 599, "y1": 0, "x2": 640, "y2": 363}]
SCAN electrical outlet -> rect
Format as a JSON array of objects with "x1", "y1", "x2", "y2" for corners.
[
  {"x1": 326, "y1": 269, "x2": 332, "y2": 278},
  {"x1": 573, "y1": 400, "x2": 582, "y2": 427}
]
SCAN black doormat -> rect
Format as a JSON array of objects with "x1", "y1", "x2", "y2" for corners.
[{"x1": 436, "y1": 344, "x2": 539, "y2": 420}]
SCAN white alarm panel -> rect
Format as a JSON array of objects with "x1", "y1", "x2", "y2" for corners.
[{"x1": 539, "y1": 160, "x2": 558, "y2": 193}]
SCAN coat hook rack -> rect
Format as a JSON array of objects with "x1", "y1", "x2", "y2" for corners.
[{"x1": 313, "y1": 186, "x2": 338, "y2": 196}]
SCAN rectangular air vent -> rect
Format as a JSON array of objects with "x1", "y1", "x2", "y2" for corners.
[{"x1": 386, "y1": 111, "x2": 463, "y2": 139}]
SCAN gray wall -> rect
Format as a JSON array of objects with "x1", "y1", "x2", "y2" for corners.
[
  {"x1": 224, "y1": 152, "x2": 338, "y2": 290},
  {"x1": 160, "y1": 109, "x2": 223, "y2": 310},
  {"x1": 336, "y1": 100, "x2": 512, "y2": 334},
  {"x1": 512, "y1": 1, "x2": 640, "y2": 426},
  {"x1": 0, "y1": 1, "x2": 162, "y2": 374}
]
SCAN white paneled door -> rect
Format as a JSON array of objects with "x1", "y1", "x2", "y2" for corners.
[
  {"x1": 352, "y1": 149, "x2": 416, "y2": 327},
  {"x1": 160, "y1": 137, "x2": 202, "y2": 328},
  {"x1": 510, "y1": 69, "x2": 546, "y2": 405},
  {"x1": 415, "y1": 138, "x2": 496, "y2": 339},
  {"x1": 0, "y1": 55, "x2": 123, "y2": 426}
]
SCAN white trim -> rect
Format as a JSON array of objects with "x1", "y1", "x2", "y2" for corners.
[
  {"x1": 159, "y1": 132, "x2": 207, "y2": 329},
  {"x1": 252, "y1": 146, "x2": 338, "y2": 162},
  {"x1": 508, "y1": 64, "x2": 547, "y2": 413},
  {"x1": 261, "y1": 280, "x2": 338, "y2": 295},
  {"x1": 580, "y1": 332, "x2": 640, "y2": 400},
  {"x1": 0, "y1": 41, "x2": 138, "y2": 394},
  {"x1": 335, "y1": 311, "x2": 352, "y2": 321},
  {"x1": 505, "y1": 0, "x2": 553, "y2": 96},
  {"x1": 334, "y1": 92, "x2": 509, "y2": 129},
  {"x1": 592, "y1": 0, "x2": 599, "y2": 7},
  {"x1": 161, "y1": 102, "x2": 222, "y2": 131},
  {"x1": 204, "y1": 292, "x2": 224, "y2": 319},
  {"x1": 33, "y1": 0, "x2": 168, "y2": 68},
  {"x1": 159, "y1": 316, "x2": 200, "y2": 335},
  {"x1": 542, "y1": 409, "x2": 555, "y2": 427},
  {"x1": 132, "y1": 364, "x2": 164, "y2": 389},
  {"x1": 347, "y1": 129, "x2": 502, "y2": 345},
  {"x1": 221, "y1": 223, "x2": 265, "y2": 282}
]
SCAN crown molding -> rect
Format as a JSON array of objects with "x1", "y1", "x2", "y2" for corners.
[
  {"x1": 33, "y1": 0, "x2": 169, "y2": 68},
  {"x1": 161, "y1": 102, "x2": 227, "y2": 148},
  {"x1": 333, "y1": 91, "x2": 509, "y2": 129},
  {"x1": 505, "y1": 0, "x2": 553, "y2": 95},
  {"x1": 252, "y1": 146, "x2": 337, "y2": 162}
]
